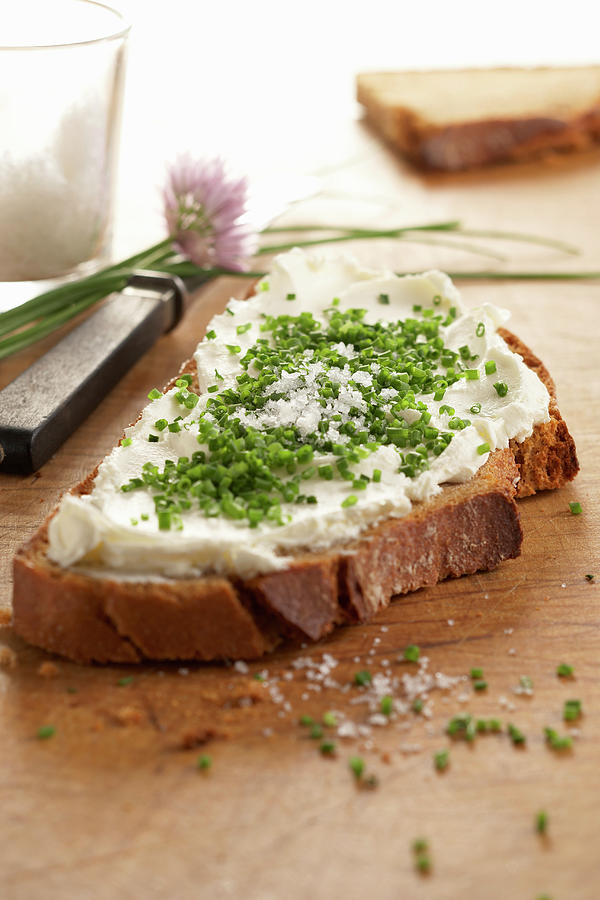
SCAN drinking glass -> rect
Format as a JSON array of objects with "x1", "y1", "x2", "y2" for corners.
[{"x1": 0, "y1": 0, "x2": 130, "y2": 309}]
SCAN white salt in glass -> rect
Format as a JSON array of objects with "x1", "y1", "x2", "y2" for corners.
[{"x1": 0, "y1": 0, "x2": 129, "y2": 300}]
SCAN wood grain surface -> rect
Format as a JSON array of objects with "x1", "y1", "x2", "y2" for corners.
[{"x1": 1, "y1": 133, "x2": 599, "y2": 900}]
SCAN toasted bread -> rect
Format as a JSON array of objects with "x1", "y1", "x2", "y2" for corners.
[
  {"x1": 11, "y1": 327, "x2": 578, "y2": 664},
  {"x1": 356, "y1": 67, "x2": 600, "y2": 171}
]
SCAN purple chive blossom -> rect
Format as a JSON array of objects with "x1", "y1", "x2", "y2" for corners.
[{"x1": 163, "y1": 155, "x2": 256, "y2": 271}]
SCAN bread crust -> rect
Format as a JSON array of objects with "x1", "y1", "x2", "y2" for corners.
[{"x1": 11, "y1": 331, "x2": 578, "y2": 663}]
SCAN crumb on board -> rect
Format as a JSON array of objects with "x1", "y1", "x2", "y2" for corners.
[
  {"x1": 37, "y1": 661, "x2": 60, "y2": 678},
  {"x1": 113, "y1": 706, "x2": 145, "y2": 727},
  {"x1": 177, "y1": 726, "x2": 222, "y2": 750},
  {"x1": 0, "y1": 609, "x2": 12, "y2": 626},
  {"x1": 0, "y1": 645, "x2": 17, "y2": 668}
]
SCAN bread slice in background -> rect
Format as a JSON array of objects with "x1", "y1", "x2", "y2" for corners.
[
  {"x1": 11, "y1": 331, "x2": 578, "y2": 664},
  {"x1": 356, "y1": 67, "x2": 600, "y2": 171}
]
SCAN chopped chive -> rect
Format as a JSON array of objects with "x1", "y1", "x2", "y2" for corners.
[
  {"x1": 349, "y1": 756, "x2": 365, "y2": 779},
  {"x1": 470, "y1": 402, "x2": 482, "y2": 414},
  {"x1": 299, "y1": 714, "x2": 313, "y2": 726},
  {"x1": 117, "y1": 676, "x2": 134, "y2": 686},
  {"x1": 309, "y1": 724, "x2": 323, "y2": 739},
  {"x1": 141, "y1": 513, "x2": 149, "y2": 521},
  {"x1": 556, "y1": 663, "x2": 574, "y2": 678},
  {"x1": 536, "y1": 810, "x2": 548, "y2": 835},
  {"x1": 476, "y1": 322, "x2": 485, "y2": 337},
  {"x1": 412, "y1": 838, "x2": 431, "y2": 874},
  {"x1": 507, "y1": 723, "x2": 526, "y2": 745},
  {"x1": 354, "y1": 670, "x2": 372, "y2": 686},
  {"x1": 147, "y1": 434, "x2": 159, "y2": 442},
  {"x1": 341, "y1": 494, "x2": 358, "y2": 508},
  {"x1": 378, "y1": 293, "x2": 390, "y2": 305},
  {"x1": 196, "y1": 753, "x2": 212, "y2": 770},
  {"x1": 484, "y1": 360, "x2": 497, "y2": 375},
  {"x1": 157, "y1": 510, "x2": 172, "y2": 530},
  {"x1": 380, "y1": 695, "x2": 394, "y2": 716},
  {"x1": 37, "y1": 725, "x2": 55, "y2": 740},
  {"x1": 253, "y1": 672, "x2": 265, "y2": 681},
  {"x1": 403, "y1": 644, "x2": 420, "y2": 663},
  {"x1": 493, "y1": 381, "x2": 508, "y2": 397},
  {"x1": 412, "y1": 698, "x2": 424, "y2": 714},
  {"x1": 477, "y1": 442, "x2": 491, "y2": 455},
  {"x1": 319, "y1": 740, "x2": 336, "y2": 756},
  {"x1": 476, "y1": 718, "x2": 502, "y2": 733},
  {"x1": 464, "y1": 368, "x2": 479, "y2": 380},
  {"x1": 322, "y1": 711, "x2": 337, "y2": 727},
  {"x1": 473, "y1": 679, "x2": 488, "y2": 691},
  {"x1": 372, "y1": 468, "x2": 382, "y2": 483},
  {"x1": 569, "y1": 501, "x2": 582, "y2": 515},
  {"x1": 259, "y1": 282, "x2": 269, "y2": 292},
  {"x1": 236, "y1": 322, "x2": 252, "y2": 335},
  {"x1": 470, "y1": 667, "x2": 484, "y2": 679},
  {"x1": 563, "y1": 699, "x2": 582, "y2": 721},
  {"x1": 121, "y1": 437, "x2": 132, "y2": 447},
  {"x1": 446, "y1": 714, "x2": 476, "y2": 741},
  {"x1": 544, "y1": 727, "x2": 573, "y2": 751},
  {"x1": 147, "y1": 388, "x2": 162, "y2": 400},
  {"x1": 205, "y1": 329, "x2": 216, "y2": 340},
  {"x1": 434, "y1": 749, "x2": 449, "y2": 771},
  {"x1": 225, "y1": 344, "x2": 241, "y2": 354},
  {"x1": 415, "y1": 855, "x2": 431, "y2": 874},
  {"x1": 585, "y1": 573, "x2": 595, "y2": 581},
  {"x1": 286, "y1": 292, "x2": 296, "y2": 301}
]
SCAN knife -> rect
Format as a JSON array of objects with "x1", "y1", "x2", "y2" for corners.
[{"x1": 0, "y1": 272, "x2": 188, "y2": 474}]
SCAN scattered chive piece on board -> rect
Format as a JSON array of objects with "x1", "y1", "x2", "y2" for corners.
[
  {"x1": 556, "y1": 663, "x2": 574, "y2": 678},
  {"x1": 319, "y1": 740, "x2": 336, "y2": 756},
  {"x1": 563, "y1": 699, "x2": 582, "y2": 721},
  {"x1": 536, "y1": 810, "x2": 549, "y2": 835},
  {"x1": 403, "y1": 644, "x2": 420, "y2": 662},
  {"x1": 434, "y1": 749, "x2": 450, "y2": 771},
  {"x1": 349, "y1": 756, "x2": 365, "y2": 779},
  {"x1": 37, "y1": 725, "x2": 55, "y2": 740}
]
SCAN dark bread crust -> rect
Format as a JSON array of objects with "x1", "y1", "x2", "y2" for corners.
[
  {"x1": 405, "y1": 113, "x2": 600, "y2": 172},
  {"x1": 498, "y1": 329, "x2": 579, "y2": 497},
  {"x1": 11, "y1": 331, "x2": 578, "y2": 663}
]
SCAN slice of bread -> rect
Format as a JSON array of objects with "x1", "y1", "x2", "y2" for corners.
[
  {"x1": 11, "y1": 329, "x2": 578, "y2": 664},
  {"x1": 356, "y1": 67, "x2": 600, "y2": 171}
]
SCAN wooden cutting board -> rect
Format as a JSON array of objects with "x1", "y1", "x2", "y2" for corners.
[{"x1": 1, "y1": 139, "x2": 599, "y2": 900}]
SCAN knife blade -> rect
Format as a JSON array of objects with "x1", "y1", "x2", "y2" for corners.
[{"x1": 0, "y1": 271, "x2": 187, "y2": 474}]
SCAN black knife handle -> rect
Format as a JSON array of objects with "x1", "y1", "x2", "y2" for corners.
[{"x1": 0, "y1": 271, "x2": 188, "y2": 474}]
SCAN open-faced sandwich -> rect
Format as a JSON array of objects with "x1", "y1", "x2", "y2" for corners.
[{"x1": 12, "y1": 249, "x2": 578, "y2": 662}]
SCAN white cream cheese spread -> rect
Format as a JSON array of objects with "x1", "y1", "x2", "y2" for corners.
[{"x1": 48, "y1": 248, "x2": 550, "y2": 579}]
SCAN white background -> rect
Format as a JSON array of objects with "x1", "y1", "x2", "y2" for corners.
[{"x1": 113, "y1": 0, "x2": 600, "y2": 252}]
